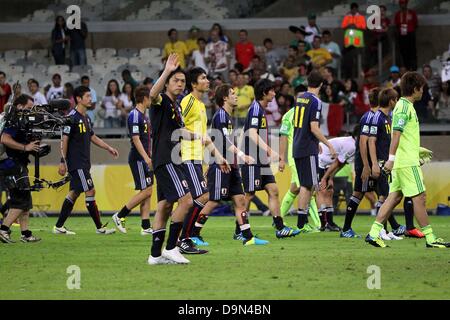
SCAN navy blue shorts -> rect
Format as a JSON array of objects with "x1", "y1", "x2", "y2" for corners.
[
  {"x1": 241, "y1": 165, "x2": 276, "y2": 193},
  {"x1": 376, "y1": 173, "x2": 389, "y2": 198},
  {"x1": 182, "y1": 161, "x2": 208, "y2": 199},
  {"x1": 207, "y1": 165, "x2": 244, "y2": 201},
  {"x1": 354, "y1": 165, "x2": 377, "y2": 193},
  {"x1": 294, "y1": 155, "x2": 319, "y2": 189},
  {"x1": 155, "y1": 163, "x2": 189, "y2": 203},
  {"x1": 69, "y1": 169, "x2": 94, "y2": 193},
  {"x1": 129, "y1": 159, "x2": 154, "y2": 190}
]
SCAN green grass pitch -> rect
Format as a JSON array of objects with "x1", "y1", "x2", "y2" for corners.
[{"x1": 1, "y1": 215, "x2": 449, "y2": 300}]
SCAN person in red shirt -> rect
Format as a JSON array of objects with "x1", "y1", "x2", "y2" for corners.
[
  {"x1": 235, "y1": 29, "x2": 255, "y2": 70},
  {"x1": 394, "y1": 0, "x2": 418, "y2": 70},
  {"x1": 0, "y1": 71, "x2": 12, "y2": 113}
]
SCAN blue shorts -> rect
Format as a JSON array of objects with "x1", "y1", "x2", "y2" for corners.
[
  {"x1": 182, "y1": 161, "x2": 208, "y2": 199},
  {"x1": 69, "y1": 169, "x2": 94, "y2": 193},
  {"x1": 207, "y1": 165, "x2": 244, "y2": 201},
  {"x1": 241, "y1": 165, "x2": 276, "y2": 193},
  {"x1": 294, "y1": 155, "x2": 319, "y2": 189},
  {"x1": 155, "y1": 163, "x2": 189, "y2": 203},
  {"x1": 129, "y1": 159, "x2": 154, "y2": 190}
]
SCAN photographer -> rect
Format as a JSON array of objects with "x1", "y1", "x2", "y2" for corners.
[{"x1": 0, "y1": 94, "x2": 41, "y2": 243}]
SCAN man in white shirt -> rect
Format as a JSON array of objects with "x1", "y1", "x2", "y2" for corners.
[
  {"x1": 81, "y1": 75, "x2": 97, "y2": 122},
  {"x1": 321, "y1": 30, "x2": 341, "y2": 70},
  {"x1": 191, "y1": 37, "x2": 208, "y2": 73},
  {"x1": 46, "y1": 73, "x2": 64, "y2": 102},
  {"x1": 305, "y1": 13, "x2": 321, "y2": 44},
  {"x1": 316, "y1": 133, "x2": 357, "y2": 231},
  {"x1": 29, "y1": 79, "x2": 48, "y2": 106}
]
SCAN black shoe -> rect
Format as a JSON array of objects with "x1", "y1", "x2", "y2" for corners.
[
  {"x1": 322, "y1": 223, "x2": 342, "y2": 232},
  {"x1": 177, "y1": 239, "x2": 208, "y2": 255}
]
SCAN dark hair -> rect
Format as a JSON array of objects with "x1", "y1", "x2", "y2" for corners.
[
  {"x1": 253, "y1": 54, "x2": 261, "y2": 61},
  {"x1": 322, "y1": 30, "x2": 331, "y2": 36},
  {"x1": 313, "y1": 35, "x2": 321, "y2": 41},
  {"x1": 351, "y1": 2, "x2": 359, "y2": 9},
  {"x1": 289, "y1": 45, "x2": 299, "y2": 51},
  {"x1": 73, "y1": 85, "x2": 90, "y2": 102},
  {"x1": 307, "y1": 70, "x2": 323, "y2": 88},
  {"x1": 345, "y1": 78, "x2": 358, "y2": 92},
  {"x1": 294, "y1": 84, "x2": 307, "y2": 95},
  {"x1": 121, "y1": 69, "x2": 131, "y2": 77},
  {"x1": 324, "y1": 66, "x2": 334, "y2": 76},
  {"x1": 165, "y1": 67, "x2": 186, "y2": 85},
  {"x1": 64, "y1": 82, "x2": 74, "y2": 98},
  {"x1": 13, "y1": 94, "x2": 33, "y2": 107},
  {"x1": 378, "y1": 88, "x2": 398, "y2": 108},
  {"x1": 400, "y1": 72, "x2": 426, "y2": 97},
  {"x1": 106, "y1": 79, "x2": 120, "y2": 97},
  {"x1": 368, "y1": 87, "x2": 381, "y2": 107},
  {"x1": 197, "y1": 37, "x2": 206, "y2": 44},
  {"x1": 254, "y1": 79, "x2": 275, "y2": 101},
  {"x1": 134, "y1": 85, "x2": 150, "y2": 104},
  {"x1": 186, "y1": 67, "x2": 207, "y2": 92},
  {"x1": 239, "y1": 29, "x2": 248, "y2": 35},
  {"x1": 81, "y1": 75, "x2": 90, "y2": 82},
  {"x1": 143, "y1": 77, "x2": 154, "y2": 85},
  {"x1": 168, "y1": 28, "x2": 177, "y2": 37},
  {"x1": 234, "y1": 62, "x2": 244, "y2": 73},
  {"x1": 422, "y1": 64, "x2": 432, "y2": 71},
  {"x1": 212, "y1": 23, "x2": 224, "y2": 37},
  {"x1": 122, "y1": 81, "x2": 134, "y2": 94},
  {"x1": 52, "y1": 73, "x2": 61, "y2": 80},
  {"x1": 380, "y1": 5, "x2": 387, "y2": 10},
  {"x1": 229, "y1": 69, "x2": 239, "y2": 76},
  {"x1": 0, "y1": 71, "x2": 6, "y2": 77},
  {"x1": 215, "y1": 84, "x2": 233, "y2": 107},
  {"x1": 263, "y1": 38, "x2": 273, "y2": 45},
  {"x1": 352, "y1": 124, "x2": 360, "y2": 139},
  {"x1": 29, "y1": 79, "x2": 39, "y2": 87},
  {"x1": 53, "y1": 15, "x2": 65, "y2": 31}
]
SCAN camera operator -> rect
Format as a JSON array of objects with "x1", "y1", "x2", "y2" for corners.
[{"x1": 0, "y1": 94, "x2": 41, "y2": 243}]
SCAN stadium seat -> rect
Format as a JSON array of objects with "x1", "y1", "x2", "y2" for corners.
[
  {"x1": 61, "y1": 72, "x2": 80, "y2": 84},
  {"x1": 27, "y1": 49, "x2": 49, "y2": 61},
  {"x1": 117, "y1": 64, "x2": 139, "y2": 73},
  {"x1": 131, "y1": 71, "x2": 145, "y2": 82},
  {"x1": 4, "y1": 50, "x2": 26, "y2": 63},
  {"x1": 95, "y1": 48, "x2": 117, "y2": 60},
  {"x1": 32, "y1": 9, "x2": 54, "y2": 22},
  {"x1": 117, "y1": 48, "x2": 139, "y2": 59},
  {"x1": 138, "y1": 47, "x2": 161, "y2": 58},
  {"x1": 25, "y1": 64, "x2": 47, "y2": 75},
  {"x1": 71, "y1": 65, "x2": 92, "y2": 76},
  {"x1": 107, "y1": 56, "x2": 129, "y2": 67},
  {"x1": 3, "y1": 65, "x2": 24, "y2": 75},
  {"x1": 91, "y1": 64, "x2": 115, "y2": 77},
  {"x1": 48, "y1": 64, "x2": 70, "y2": 75},
  {"x1": 11, "y1": 73, "x2": 34, "y2": 85}
]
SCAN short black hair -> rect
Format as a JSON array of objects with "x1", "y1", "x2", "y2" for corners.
[
  {"x1": 306, "y1": 70, "x2": 323, "y2": 88},
  {"x1": 187, "y1": 67, "x2": 207, "y2": 92},
  {"x1": 322, "y1": 30, "x2": 331, "y2": 36},
  {"x1": 313, "y1": 35, "x2": 321, "y2": 41},
  {"x1": 29, "y1": 79, "x2": 39, "y2": 87},
  {"x1": 13, "y1": 94, "x2": 33, "y2": 107},
  {"x1": 73, "y1": 85, "x2": 91, "y2": 102},
  {"x1": 121, "y1": 69, "x2": 131, "y2": 77},
  {"x1": 351, "y1": 2, "x2": 359, "y2": 9},
  {"x1": 168, "y1": 28, "x2": 177, "y2": 37},
  {"x1": 134, "y1": 85, "x2": 150, "y2": 104},
  {"x1": 400, "y1": 72, "x2": 427, "y2": 96},
  {"x1": 165, "y1": 67, "x2": 186, "y2": 85},
  {"x1": 215, "y1": 84, "x2": 233, "y2": 107},
  {"x1": 143, "y1": 77, "x2": 154, "y2": 85},
  {"x1": 294, "y1": 84, "x2": 307, "y2": 95},
  {"x1": 263, "y1": 38, "x2": 273, "y2": 45},
  {"x1": 378, "y1": 88, "x2": 398, "y2": 108},
  {"x1": 81, "y1": 75, "x2": 90, "y2": 82},
  {"x1": 289, "y1": 45, "x2": 299, "y2": 51},
  {"x1": 52, "y1": 73, "x2": 61, "y2": 79},
  {"x1": 254, "y1": 79, "x2": 275, "y2": 101},
  {"x1": 197, "y1": 37, "x2": 206, "y2": 44},
  {"x1": 239, "y1": 29, "x2": 248, "y2": 35},
  {"x1": 368, "y1": 87, "x2": 381, "y2": 107},
  {"x1": 352, "y1": 124, "x2": 360, "y2": 139},
  {"x1": 0, "y1": 71, "x2": 6, "y2": 77}
]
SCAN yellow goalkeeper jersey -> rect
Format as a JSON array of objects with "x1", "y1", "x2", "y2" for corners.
[{"x1": 180, "y1": 93, "x2": 207, "y2": 161}]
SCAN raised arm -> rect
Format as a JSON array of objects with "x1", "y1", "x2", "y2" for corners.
[{"x1": 149, "y1": 53, "x2": 180, "y2": 104}]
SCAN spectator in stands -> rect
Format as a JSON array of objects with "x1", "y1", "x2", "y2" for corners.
[
  {"x1": 321, "y1": 67, "x2": 345, "y2": 103},
  {"x1": 228, "y1": 69, "x2": 239, "y2": 87},
  {"x1": 436, "y1": 80, "x2": 450, "y2": 123},
  {"x1": 143, "y1": 77, "x2": 154, "y2": 92},
  {"x1": 81, "y1": 75, "x2": 97, "y2": 122},
  {"x1": 12, "y1": 82, "x2": 21, "y2": 98},
  {"x1": 321, "y1": 30, "x2": 341, "y2": 71},
  {"x1": 288, "y1": 25, "x2": 312, "y2": 51},
  {"x1": 163, "y1": 28, "x2": 189, "y2": 69},
  {"x1": 422, "y1": 64, "x2": 441, "y2": 103},
  {"x1": 63, "y1": 82, "x2": 75, "y2": 109},
  {"x1": 414, "y1": 82, "x2": 434, "y2": 122},
  {"x1": 101, "y1": 79, "x2": 123, "y2": 128},
  {"x1": 235, "y1": 29, "x2": 255, "y2": 70},
  {"x1": 296, "y1": 40, "x2": 311, "y2": 66},
  {"x1": 46, "y1": 73, "x2": 64, "y2": 102},
  {"x1": 121, "y1": 69, "x2": 138, "y2": 90},
  {"x1": 247, "y1": 55, "x2": 266, "y2": 75},
  {"x1": 205, "y1": 29, "x2": 229, "y2": 80},
  {"x1": 263, "y1": 38, "x2": 285, "y2": 75},
  {"x1": 119, "y1": 82, "x2": 135, "y2": 126},
  {"x1": 28, "y1": 79, "x2": 47, "y2": 106},
  {"x1": 51, "y1": 16, "x2": 68, "y2": 65},
  {"x1": 341, "y1": 2, "x2": 366, "y2": 79},
  {"x1": 292, "y1": 63, "x2": 308, "y2": 88},
  {"x1": 385, "y1": 65, "x2": 401, "y2": 88},
  {"x1": 185, "y1": 25, "x2": 200, "y2": 56},
  {"x1": 307, "y1": 35, "x2": 333, "y2": 69},
  {"x1": 190, "y1": 37, "x2": 208, "y2": 73},
  {"x1": 67, "y1": 20, "x2": 88, "y2": 66},
  {"x1": 209, "y1": 23, "x2": 229, "y2": 43},
  {"x1": 342, "y1": 77, "x2": 366, "y2": 122},
  {"x1": 280, "y1": 48, "x2": 299, "y2": 83},
  {"x1": 280, "y1": 81, "x2": 293, "y2": 97},
  {"x1": 305, "y1": 13, "x2": 321, "y2": 44},
  {"x1": 0, "y1": 71, "x2": 12, "y2": 113},
  {"x1": 234, "y1": 73, "x2": 254, "y2": 127},
  {"x1": 265, "y1": 95, "x2": 282, "y2": 127},
  {"x1": 395, "y1": 0, "x2": 418, "y2": 71}
]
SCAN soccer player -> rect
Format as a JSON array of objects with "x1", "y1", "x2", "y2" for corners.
[
  {"x1": 177, "y1": 67, "x2": 229, "y2": 253},
  {"x1": 366, "y1": 72, "x2": 449, "y2": 248},
  {"x1": 147, "y1": 54, "x2": 194, "y2": 264},
  {"x1": 112, "y1": 85, "x2": 154, "y2": 235},
  {"x1": 189, "y1": 84, "x2": 269, "y2": 245},
  {"x1": 279, "y1": 84, "x2": 321, "y2": 233},
  {"x1": 241, "y1": 79, "x2": 299, "y2": 239},
  {"x1": 54, "y1": 86, "x2": 118, "y2": 235},
  {"x1": 292, "y1": 71, "x2": 337, "y2": 232},
  {"x1": 317, "y1": 133, "x2": 357, "y2": 231}
]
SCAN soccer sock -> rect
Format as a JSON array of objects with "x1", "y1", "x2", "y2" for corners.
[
  {"x1": 343, "y1": 196, "x2": 361, "y2": 232},
  {"x1": 319, "y1": 208, "x2": 327, "y2": 228},
  {"x1": 151, "y1": 229, "x2": 166, "y2": 257},
  {"x1": 388, "y1": 215, "x2": 400, "y2": 230},
  {"x1": 369, "y1": 221, "x2": 384, "y2": 238},
  {"x1": 21, "y1": 230, "x2": 32, "y2": 238},
  {"x1": 117, "y1": 205, "x2": 131, "y2": 218},
  {"x1": 325, "y1": 207, "x2": 335, "y2": 225},
  {"x1": 375, "y1": 201, "x2": 388, "y2": 231},
  {"x1": 239, "y1": 211, "x2": 253, "y2": 239},
  {"x1": 86, "y1": 196, "x2": 103, "y2": 229},
  {"x1": 180, "y1": 200, "x2": 204, "y2": 240},
  {"x1": 0, "y1": 199, "x2": 10, "y2": 215},
  {"x1": 404, "y1": 197, "x2": 415, "y2": 230},
  {"x1": 56, "y1": 197, "x2": 75, "y2": 228},
  {"x1": 234, "y1": 220, "x2": 241, "y2": 235},
  {"x1": 166, "y1": 221, "x2": 183, "y2": 250},
  {"x1": 0, "y1": 224, "x2": 10, "y2": 232},
  {"x1": 280, "y1": 190, "x2": 296, "y2": 217},
  {"x1": 297, "y1": 209, "x2": 308, "y2": 229},
  {"x1": 308, "y1": 197, "x2": 321, "y2": 227},
  {"x1": 272, "y1": 216, "x2": 284, "y2": 230},
  {"x1": 421, "y1": 225, "x2": 437, "y2": 243},
  {"x1": 192, "y1": 213, "x2": 209, "y2": 237},
  {"x1": 141, "y1": 219, "x2": 151, "y2": 230}
]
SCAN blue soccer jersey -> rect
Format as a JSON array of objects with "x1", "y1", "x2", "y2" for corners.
[
  {"x1": 369, "y1": 110, "x2": 391, "y2": 162},
  {"x1": 128, "y1": 108, "x2": 151, "y2": 161},
  {"x1": 354, "y1": 110, "x2": 375, "y2": 169},
  {"x1": 243, "y1": 100, "x2": 269, "y2": 166}
]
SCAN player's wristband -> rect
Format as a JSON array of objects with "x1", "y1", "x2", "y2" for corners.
[
  {"x1": 237, "y1": 151, "x2": 245, "y2": 158},
  {"x1": 388, "y1": 154, "x2": 396, "y2": 162}
]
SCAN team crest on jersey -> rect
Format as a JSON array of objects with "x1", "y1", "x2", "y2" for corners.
[
  {"x1": 221, "y1": 188, "x2": 228, "y2": 196},
  {"x1": 255, "y1": 179, "x2": 261, "y2": 186},
  {"x1": 362, "y1": 125, "x2": 370, "y2": 133}
]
